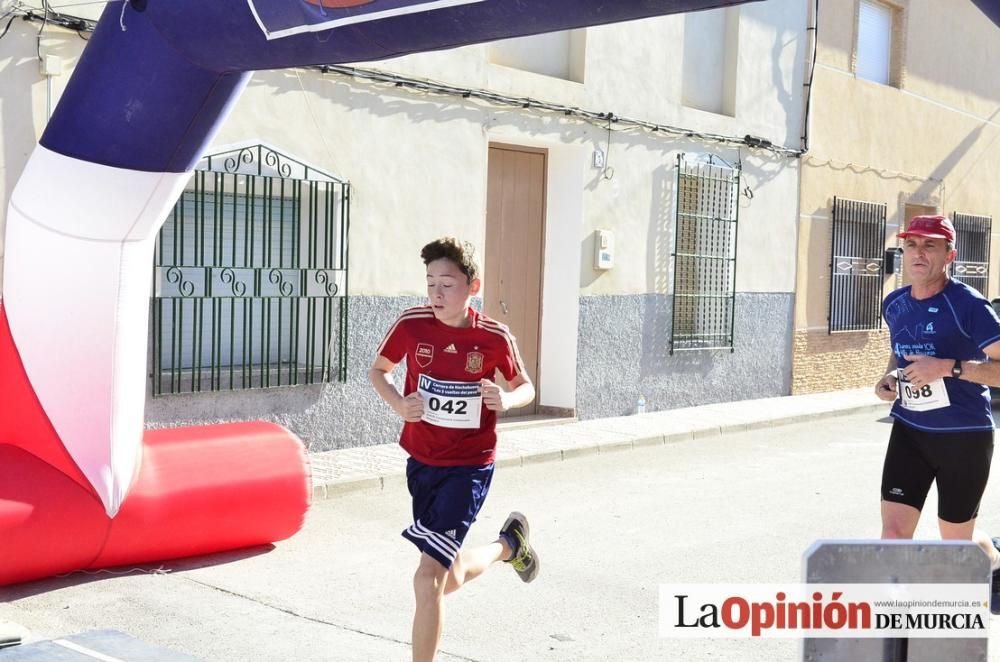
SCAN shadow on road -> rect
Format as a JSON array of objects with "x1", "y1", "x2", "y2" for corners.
[{"x1": 0, "y1": 545, "x2": 275, "y2": 599}]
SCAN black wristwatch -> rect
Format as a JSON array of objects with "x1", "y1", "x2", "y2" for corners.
[{"x1": 952, "y1": 360, "x2": 963, "y2": 379}]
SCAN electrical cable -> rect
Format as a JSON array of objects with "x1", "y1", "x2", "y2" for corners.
[
  {"x1": 312, "y1": 64, "x2": 803, "y2": 158},
  {"x1": 11, "y1": 6, "x2": 803, "y2": 160},
  {"x1": 800, "y1": 0, "x2": 819, "y2": 152},
  {"x1": 6, "y1": 2, "x2": 96, "y2": 39},
  {"x1": 36, "y1": 0, "x2": 49, "y2": 61},
  {"x1": 602, "y1": 113, "x2": 615, "y2": 180},
  {"x1": 0, "y1": 13, "x2": 16, "y2": 40},
  {"x1": 47, "y1": 0, "x2": 117, "y2": 8}
]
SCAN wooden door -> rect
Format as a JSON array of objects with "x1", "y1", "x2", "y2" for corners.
[{"x1": 484, "y1": 144, "x2": 546, "y2": 416}]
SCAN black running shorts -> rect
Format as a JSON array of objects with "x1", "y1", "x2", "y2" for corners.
[{"x1": 880, "y1": 419, "x2": 994, "y2": 523}]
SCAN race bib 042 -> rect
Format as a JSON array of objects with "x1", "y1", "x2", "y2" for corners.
[{"x1": 417, "y1": 374, "x2": 483, "y2": 429}]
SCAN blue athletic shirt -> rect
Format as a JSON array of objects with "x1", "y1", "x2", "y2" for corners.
[{"x1": 883, "y1": 279, "x2": 1000, "y2": 432}]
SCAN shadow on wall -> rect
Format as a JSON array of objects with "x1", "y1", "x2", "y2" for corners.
[
  {"x1": 767, "y1": 9, "x2": 803, "y2": 150},
  {"x1": 799, "y1": 104, "x2": 996, "y2": 325},
  {"x1": 640, "y1": 296, "x2": 723, "y2": 382},
  {"x1": 643, "y1": 163, "x2": 680, "y2": 379},
  {"x1": 925, "y1": 107, "x2": 1000, "y2": 206},
  {"x1": 578, "y1": 229, "x2": 601, "y2": 290},
  {"x1": 1, "y1": 27, "x2": 52, "y2": 293},
  {"x1": 252, "y1": 70, "x2": 604, "y2": 149}
]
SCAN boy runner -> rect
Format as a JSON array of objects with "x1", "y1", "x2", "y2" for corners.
[{"x1": 369, "y1": 237, "x2": 539, "y2": 661}]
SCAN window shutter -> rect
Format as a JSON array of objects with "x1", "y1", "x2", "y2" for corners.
[{"x1": 857, "y1": 1, "x2": 892, "y2": 85}]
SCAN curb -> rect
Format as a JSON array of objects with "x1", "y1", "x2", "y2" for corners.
[{"x1": 311, "y1": 400, "x2": 889, "y2": 501}]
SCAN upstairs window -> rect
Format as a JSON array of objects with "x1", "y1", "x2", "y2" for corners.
[
  {"x1": 681, "y1": 7, "x2": 739, "y2": 116},
  {"x1": 489, "y1": 30, "x2": 586, "y2": 82},
  {"x1": 856, "y1": 0, "x2": 903, "y2": 86}
]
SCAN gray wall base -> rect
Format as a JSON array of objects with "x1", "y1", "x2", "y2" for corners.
[{"x1": 576, "y1": 293, "x2": 793, "y2": 419}]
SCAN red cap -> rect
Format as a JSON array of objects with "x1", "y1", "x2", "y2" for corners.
[{"x1": 897, "y1": 215, "x2": 955, "y2": 242}]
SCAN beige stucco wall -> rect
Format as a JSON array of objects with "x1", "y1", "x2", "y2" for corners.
[{"x1": 793, "y1": 0, "x2": 1000, "y2": 393}]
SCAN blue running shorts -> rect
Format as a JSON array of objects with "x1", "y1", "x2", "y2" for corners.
[{"x1": 401, "y1": 458, "x2": 495, "y2": 569}]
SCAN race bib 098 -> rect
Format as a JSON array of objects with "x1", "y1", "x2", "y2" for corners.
[
  {"x1": 417, "y1": 374, "x2": 483, "y2": 429},
  {"x1": 897, "y1": 373, "x2": 950, "y2": 412}
]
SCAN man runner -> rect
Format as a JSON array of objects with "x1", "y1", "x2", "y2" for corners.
[
  {"x1": 874, "y1": 215, "x2": 1000, "y2": 612},
  {"x1": 369, "y1": 237, "x2": 539, "y2": 661}
]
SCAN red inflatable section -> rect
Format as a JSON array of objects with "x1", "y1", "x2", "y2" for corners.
[
  {"x1": 0, "y1": 305, "x2": 94, "y2": 494},
  {"x1": 95, "y1": 424, "x2": 311, "y2": 568},
  {"x1": 0, "y1": 304, "x2": 311, "y2": 586}
]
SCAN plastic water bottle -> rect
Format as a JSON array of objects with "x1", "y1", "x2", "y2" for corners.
[{"x1": 636, "y1": 395, "x2": 647, "y2": 415}]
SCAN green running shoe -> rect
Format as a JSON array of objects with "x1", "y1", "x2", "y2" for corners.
[{"x1": 500, "y1": 511, "x2": 539, "y2": 583}]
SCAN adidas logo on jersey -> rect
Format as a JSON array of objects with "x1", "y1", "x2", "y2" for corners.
[
  {"x1": 445, "y1": 529, "x2": 457, "y2": 539},
  {"x1": 444, "y1": 343, "x2": 457, "y2": 353}
]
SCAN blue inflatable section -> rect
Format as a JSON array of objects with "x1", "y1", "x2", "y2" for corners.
[
  {"x1": 40, "y1": 11, "x2": 250, "y2": 173},
  {"x1": 41, "y1": 0, "x2": 760, "y2": 172},
  {"x1": 972, "y1": 0, "x2": 1000, "y2": 26}
]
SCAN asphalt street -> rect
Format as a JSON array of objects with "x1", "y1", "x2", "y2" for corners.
[{"x1": 3, "y1": 411, "x2": 1000, "y2": 661}]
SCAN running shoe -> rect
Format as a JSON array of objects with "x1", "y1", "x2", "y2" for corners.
[{"x1": 500, "y1": 511, "x2": 539, "y2": 583}]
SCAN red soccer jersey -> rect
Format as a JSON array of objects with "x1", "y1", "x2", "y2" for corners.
[{"x1": 377, "y1": 306, "x2": 525, "y2": 466}]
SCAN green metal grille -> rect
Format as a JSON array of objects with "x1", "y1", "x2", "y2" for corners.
[
  {"x1": 829, "y1": 197, "x2": 885, "y2": 333},
  {"x1": 950, "y1": 212, "x2": 991, "y2": 297},
  {"x1": 670, "y1": 154, "x2": 740, "y2": 354},
  {"x1": 152, "y1": 144, "x2": 350, "y2": 395}
]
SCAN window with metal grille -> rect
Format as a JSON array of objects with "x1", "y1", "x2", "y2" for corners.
[
  {"x1": 829, "y1": 197, "x2": 885, "y2": 332},
  {"x1": 950, "y1": 212, "x2": 992, "y2": 297},
  {"x1": 670, "y1": 154, "x2": 740, "y2": 353},
  {"x1": 152, "y1": 144, "x2": 349, "y2": 395}
]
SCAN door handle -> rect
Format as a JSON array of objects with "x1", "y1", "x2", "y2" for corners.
[{"x1": 500, "y1": 300, "x2": 509, "y2": 315}]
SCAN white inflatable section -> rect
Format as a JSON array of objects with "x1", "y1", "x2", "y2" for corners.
[{"x1": 3, "y1": 146, "x2": 189, "y2": 517}]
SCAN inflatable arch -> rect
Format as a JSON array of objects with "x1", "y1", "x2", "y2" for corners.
[
  {"x1": 974, "y1": 0, "x2": 1000, "y2": 25},
  {"x1": 8, "y1": 0, "x2": 920, "y2": 585}
]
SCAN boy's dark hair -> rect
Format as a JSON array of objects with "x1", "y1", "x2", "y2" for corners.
[{"x1": 420, "y1": 237, "x2": 479, "y2": 283}]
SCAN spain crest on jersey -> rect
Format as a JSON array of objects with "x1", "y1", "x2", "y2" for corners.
[{"x1": 465, "y1": 351, "x2": 484, "y2": 374}]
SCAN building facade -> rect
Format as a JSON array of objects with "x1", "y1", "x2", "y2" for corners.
[
  {"x1": 2, "y1": 2, "x2": 809, "y2": 450},
  {"x1": 793, "y1": 0, "x2": 1000, "y2": 393}
]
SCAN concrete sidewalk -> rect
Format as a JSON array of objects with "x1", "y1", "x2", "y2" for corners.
[{"x1": 310, "y1": 387, "x2": 887, "y2": 499}]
